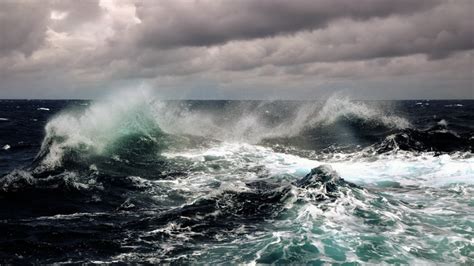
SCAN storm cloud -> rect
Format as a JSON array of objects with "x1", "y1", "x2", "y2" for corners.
[
  {"x1": 0, "y1": 0, "x2": 472, "y2": 99},
  {"x1": 134, "y1": 0, "x2": 440, "y2": 48},
  {"x1": 0, "y1": 1, "x2": 50, "y2": 55}
]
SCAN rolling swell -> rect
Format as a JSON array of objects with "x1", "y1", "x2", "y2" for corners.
[
  {"x1": 263, "y1": 100, "x2": 473, "y2": 155},
  {"x1": 376, "y1": 126, "x2": 473, "y2": 153},
  {"x1": 372, "y1": 100, "x2": 474, "y2": 154}
]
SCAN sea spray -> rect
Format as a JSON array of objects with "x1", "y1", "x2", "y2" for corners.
[
  {"x1": 36, "y1": 90, "x2": 163, "y2": 170},
  {"x1": 150, "y1": 95, "x2": 409, "y2": 143}
]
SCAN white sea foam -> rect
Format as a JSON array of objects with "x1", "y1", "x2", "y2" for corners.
[
  {"x1": 437, "y1": 119, "x2": 448, "y2": 126},
  {"x1": 332, "y1": 153, "x2": 474, "y2": 187},
  {"x1": 162, "y1": 141, "x2": 473, "y2": 264},
  {"x1": 33, "y1": 212, "x2": 107, "y2": 221},
  {"x1": 0, "y1": 169, "x2": 98, "y2": 192},
  {"x1": 163, "y1": 142, "x2": 474, "y2": 188}
]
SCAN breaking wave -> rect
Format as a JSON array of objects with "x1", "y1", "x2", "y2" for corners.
[
  {"x1": 34, "y1": 90, "x2": 165, "y2": 171},
  {"x1": 151, "y1": 95, "x2": 410, "y2": 143},
  {"x1": 32, "y1": 91, "x2": 413, "y2": 172}
]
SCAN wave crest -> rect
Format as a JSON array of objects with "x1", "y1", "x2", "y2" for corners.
[
  {"x1": 35, "y1": 90, "x2": 163, "y2": 171},
  {"x1": 308, "y1": 96, "x2": 410, "y2": 129}
]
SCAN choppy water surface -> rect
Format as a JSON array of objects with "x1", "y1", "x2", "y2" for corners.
[{"x1": 0, "y1": 93, "x2": 473, "y2": 264}]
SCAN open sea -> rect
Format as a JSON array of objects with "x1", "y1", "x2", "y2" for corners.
[{"x1": 0, "y1": 93, "x2": 473, "y2": 264}]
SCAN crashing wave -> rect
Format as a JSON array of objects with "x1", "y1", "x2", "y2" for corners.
[
  {"x1": 34, "y1": 90, "x2": 165, "y2": 171},
  {"x1": 30, "y1": 91, "x2": 412, "y2": 173}
]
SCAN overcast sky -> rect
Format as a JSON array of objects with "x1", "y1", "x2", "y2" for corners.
[{"x1": 0, "y1": 0, "x2": 472, "y2": 99}]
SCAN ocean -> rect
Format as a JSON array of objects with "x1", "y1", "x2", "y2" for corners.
[{"x1": 0, "y1": 94, "x2": 473, "y2": 264}]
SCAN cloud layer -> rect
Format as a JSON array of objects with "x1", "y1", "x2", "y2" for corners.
[{"x1": 0, "y1": 0, "x2": 472, "y2": 99}]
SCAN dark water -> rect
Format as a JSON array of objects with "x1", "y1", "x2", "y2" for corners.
[{"x1": 0, "y1": 96, "x2": 473, "y2": 264}]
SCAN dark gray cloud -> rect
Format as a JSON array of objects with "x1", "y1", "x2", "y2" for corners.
[
  {"x1": 134, "y1": 0, "x2": 441, "y2": 48},
  {"x1": 0, "y1": 1, "x2": 50, "y2": 55},
  {"x1": 0, "y1": 0, "x2": 472, "y2": 99},
  {"x1": 215, "y1": 1, "x2": 474, "y2": 71}
]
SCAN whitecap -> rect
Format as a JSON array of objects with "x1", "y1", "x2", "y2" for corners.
[{"x1": 437, "y1": 119, "x2": 448, "y2": 126}]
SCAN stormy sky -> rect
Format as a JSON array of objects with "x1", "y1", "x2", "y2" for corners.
[{"x1": 0, "y1": 0, "x2": 472, "y2": 99}]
